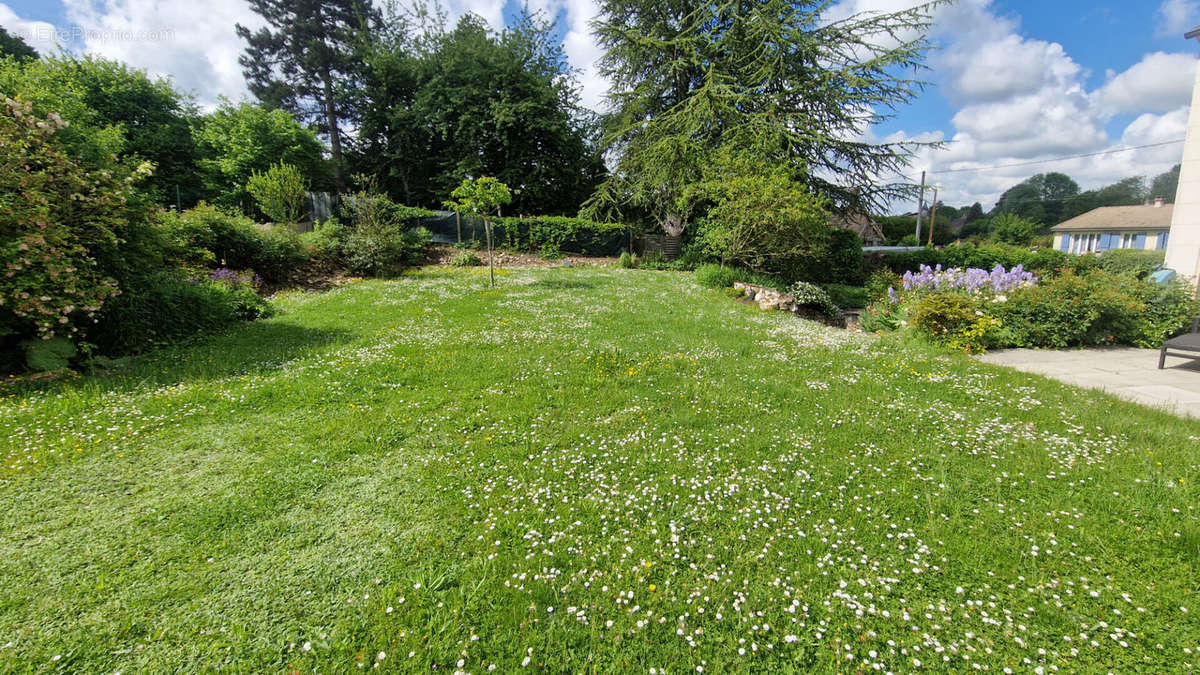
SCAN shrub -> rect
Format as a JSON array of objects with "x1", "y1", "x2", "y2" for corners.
[
  {"x1": 786, "y1": 281, "x2": 841, "y2": 320},
  {"x1": 1096, "y1": 249, "x2": 1165, "y2": 279},
  {"x1": 540, "y1": 243, "x2": 566, "y2": 260},
  {"x1": 344, "y1": 226, "x2": 431, "y2": 277},
  {"x1": 674, "y1": 241, "x2": 710, "y2": 270},
  {"x1": 989, "y1": 213, "x2": 1038, "y2": 246},
  {"x1": 695, "y1": 164, "x2": 829, "y2": 277},
  {"x1": 910, "y1": 293, "x2": 1000, "y2": 353},
  {"x1": 638, "y1": 250, "x2": 671, "y2": 270},
  {"x1": 89, "y1": 272, "x2": 265, "y2": 355},
  {"x1": 695, "y1": 264, "x2": 738, "y2": 288},
  {"x1": 878, "y1": 243, "x2": 1068, "y2": 277},
  {"x1": 826, "y1": 228, "x2": 865, "y2": 285},
  {"x1": 0, "y1": 97, "x2": 140, "y2": 347},
  {"x1": 20, "y1": 337, "x2": 77, "y2": 372},
  {"x1": 991, "y1": 271, "x2": 1199, "y2": 349},
  {"x1": 865, "y1": 269, "x2": 902, "y2": 303},
  {"x1": 449, "y1": 251, "x2": 482, "y2": 267},
  {"x1": 822, "y1": 284, "x2": 868, "y2": 309},
  {"x1": 618, "y1": 252, "x2": 636, "y2": 269},
  {"x1": 159, "y1": 205, "x2": 306, "y2": 285},
  {"x1": 299, "y1": 218, "x2": 345, "y2": 261},
  {"x1": 246, "y1": 161, "x2": 308, "y2": 225},
  {"x1": 207, "y1": 268, "x2": 275, "y2": 321},
  {"x1": 339, "y1": 192, "x2": 434, "y2": 277},
  {"x1": 1136, "y1": 280, "x2": 1200, "y2": 347}
]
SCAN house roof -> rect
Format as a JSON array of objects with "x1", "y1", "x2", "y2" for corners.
[
  {"x1": 1049, "y1": 204, "x2": 1174, "y2": 232},
  {"x1": 829, "y1": 212, "x2": 886, "y2": 243}
]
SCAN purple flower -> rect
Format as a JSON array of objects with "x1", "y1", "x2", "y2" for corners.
[{"x1": 900, "y1": 263, "x2": 1037, "y2": 295}]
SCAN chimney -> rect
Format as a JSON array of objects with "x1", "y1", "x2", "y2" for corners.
[{"x1": 1155, "y1": 197, "x2": 1165, "y2": 208}]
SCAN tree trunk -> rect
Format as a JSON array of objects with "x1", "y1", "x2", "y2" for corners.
[
  {"x1": 663, "y1": 213, "x2": 686, "y2": 237},
  {"x1": 322, "y1": 67, "x2": 345, "y2": 193},
  {"x1": 485, "y1": 219, "x2": 495, "y2": 288}
]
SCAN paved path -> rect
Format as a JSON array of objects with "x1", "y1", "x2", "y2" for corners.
[{"x1": 975, "y1": 347, "x2": 1200, "y2": 419}]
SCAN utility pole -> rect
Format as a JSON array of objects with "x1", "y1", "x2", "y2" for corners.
[
  {"x1": 927, "y1": 186, "x2": 939, "y2": 246},
  {"x1": 914, "y1": 170, "x2": 926, "y2": 245}
]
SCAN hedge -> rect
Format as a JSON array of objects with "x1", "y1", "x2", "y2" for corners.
[{"x1": 492, "y1": 216, "x2": 637, "y2": 257}]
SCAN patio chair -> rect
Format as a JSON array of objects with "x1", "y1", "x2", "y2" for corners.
[{"x1": 1159, "y1": 317, "x2": 1200, "y2": 369}]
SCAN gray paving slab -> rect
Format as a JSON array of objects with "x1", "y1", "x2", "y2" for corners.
[{"x1": 975, "y1": 347, "x2": 1200, "y2": 419}]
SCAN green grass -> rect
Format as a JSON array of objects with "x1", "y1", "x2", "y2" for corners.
[{"x1": 1, "y1": 266, "x2": 1198, "y2": 672}]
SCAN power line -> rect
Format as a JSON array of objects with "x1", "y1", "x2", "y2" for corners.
[{"x1": 921, "y1": 139, "x2": 1185, "y2": 176}]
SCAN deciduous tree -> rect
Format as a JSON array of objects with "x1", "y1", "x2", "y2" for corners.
[
  {"x1": 444, "y1": 177, "x2": 513, "y2": 286},
  {"x1": 195, "y1": 100, "x2": 330, "y2": 211},
  {"x1": 0, "y1": 27, "x2": 37, "y2": 62},
  {"x1": 353, "y1": 9, "x2": 604, "y2": 214},
  {"x1": 1151, "y1": 164, "x2": 1180, "y2": 204}
]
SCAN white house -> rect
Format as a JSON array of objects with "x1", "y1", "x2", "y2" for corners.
[
  {"x1": 1050, "y1": 201, "x2": 1172, "y2": 255},
  {"x1": 1165, "y1": 25, "x2": 1200, "y2": 285}
]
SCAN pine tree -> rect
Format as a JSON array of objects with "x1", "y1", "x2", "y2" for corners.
[
  {"x1": 236, "y1": 0, "x2": 380, "y2": 192},
  {"x1": 585, "y1": 0, "x2": 941, "y2": 240}
]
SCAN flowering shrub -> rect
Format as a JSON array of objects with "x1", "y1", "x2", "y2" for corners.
[
  {"x1": 0, "y1": 96, "x2": 152, "y2": 351},
  {"x1": 877, "y1": 263, "x2": 1198, "y2": 351},
  {"x1": 785, "y1": 281, "x2": 840, "y2": 320},
  {"x1": 901, "y1": 263, "x2": 1037, "y2": 296}
]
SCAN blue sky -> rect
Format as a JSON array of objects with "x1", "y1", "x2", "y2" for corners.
[{"x1": 1, "y1": 0, "x2": 1197, "y2": 209}]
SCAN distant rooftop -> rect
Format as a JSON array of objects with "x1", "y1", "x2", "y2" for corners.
[{"x1": 1050, "y1": 204, "x2": 1174, "y2": 232}]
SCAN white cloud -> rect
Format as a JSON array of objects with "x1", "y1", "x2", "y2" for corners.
[
  {"x1": 60, "y1": 0, "x2": 263, "y2": 108},
  {"x1": 0, "y1": 3, "x2": 64, "y2": 55},
  {"x1": 862, "y1": 0, "x2": 1193, "y2": 211},
  {"x1": 1094, "y1": 52, "x2": 1196, "y2": 116},
  {"x1": 1157, "y1": 0, "x2": 1200, "y2": 38},
  {"x1": 942, "y1": 35, "x2": 1082, "y2": 104},
  {"x1": 4, "y1": 0, "x2": 1194, "y2": 211},
  {"x1": 498, "y1": 0, "x2": 608, "y2": 111}
]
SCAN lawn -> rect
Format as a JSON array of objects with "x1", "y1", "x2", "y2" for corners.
[{"x1": 1, "y1": 266, "x2": 1198, "y2": 672}]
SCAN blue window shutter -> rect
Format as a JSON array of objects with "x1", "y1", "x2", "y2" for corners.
[
  {"x1": 1158, "y1": 232, "x2": 1168, "y2": 249},
  {"x1": 1134, "y1": 233, "x2": 1146, "y2": 249},
  {"x1": 1103, "y1": 233, "x2": 1114, "y2": 250},
  {"x1": 1060, "y1": 234, "x2": 1070, "y2": 252}
]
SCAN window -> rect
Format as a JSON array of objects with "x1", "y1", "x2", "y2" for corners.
[
  {"x1": 1072, "y1": 232, "x2": 1102, "y2": 254},
  {"x1": 1121, "y1": 233, "x2": 1137, "y2": 249}
]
